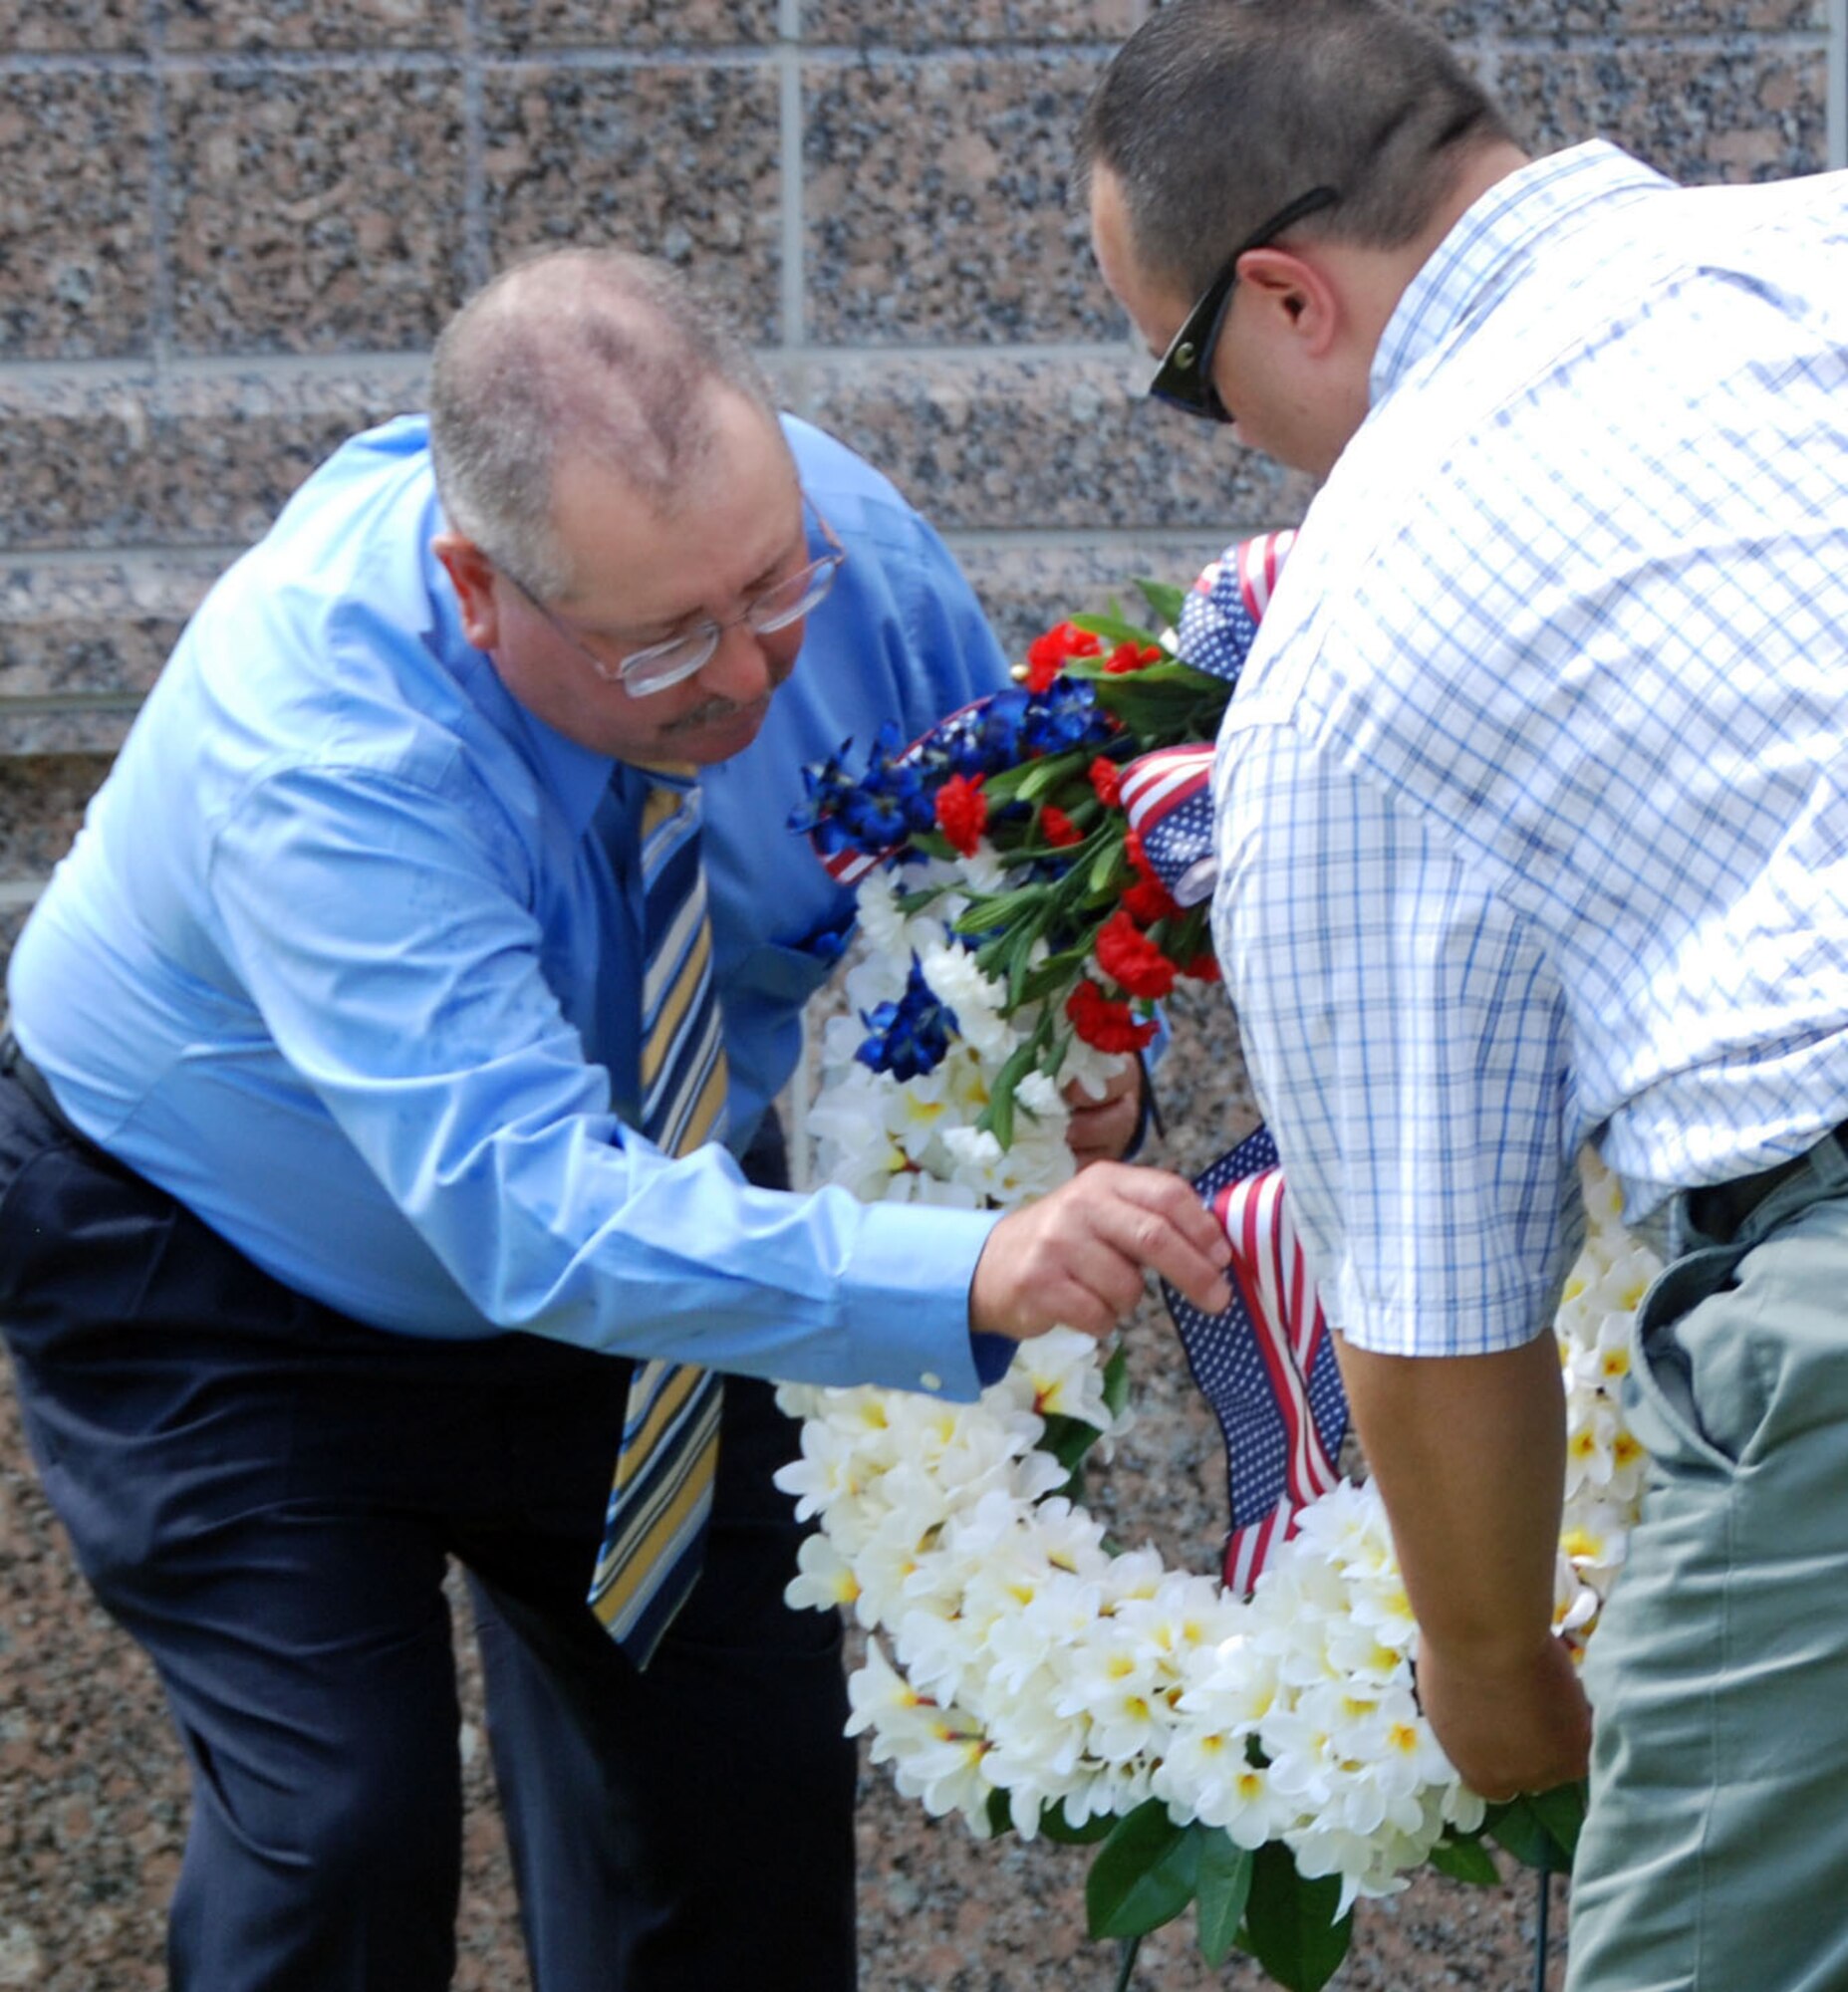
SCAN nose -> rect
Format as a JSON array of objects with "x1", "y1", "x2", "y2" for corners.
[{"x1": 698, "y1": 618, "x2": 778, "y2": 704}]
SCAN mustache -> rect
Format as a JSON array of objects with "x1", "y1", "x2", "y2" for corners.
[{"x1": 660, "y1": 656, "x2": 795, "y2": 735}]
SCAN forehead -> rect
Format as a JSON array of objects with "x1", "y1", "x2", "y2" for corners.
[{"x1": 547, "y1": 399, "x2": 801, "y2": 619}]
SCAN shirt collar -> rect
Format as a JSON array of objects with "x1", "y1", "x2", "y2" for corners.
[
  {"x1": 1371, "y1": 140, "x2": 1673, "y2": 404},
  {"x1": 518, "y1": 707, "x2": 620, "y2": 840}
]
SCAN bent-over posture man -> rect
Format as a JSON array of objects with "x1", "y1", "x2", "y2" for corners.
[
  {"x1": 1080, "y1": 4, "x2": 1848, "y2": 1986},
  {"x1": 0, "y1": 248, "x2": 1231, "y2": 1992}
]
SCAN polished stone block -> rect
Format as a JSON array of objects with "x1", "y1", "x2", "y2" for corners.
[
  {"x1": 162, "y1": 0, "x2": 456, "y2": 51},
  {"x1": 1401, "y1": 0, "x2": 1822, "y2": 30},
  {"x1": 0, "y1": 365, "x2": 427, "y2": 552},
  {"x1": 0, "y1": 753, "x2": 112, "y2": 879},
  {"x1": 1490, "y1": 0, "x2": 1823, "y2": 27},
  {"x1": 803, "y1": 0, "x2": 1141, "y2": 44},
  {"x1": 482, "y1": 64, "x2": 783, "y2": 343},
  {"x1": 165, "y1": 69, "x2": 470, "y2": 354},
  {"x1": 0, "y1": 558, "x2": 220, "y2": 706},
  {"x1": 477, "y1": 0, "x2": 775, "y2": 48},
  {"x1": 798, "y1": 353, "x2": 1314, "y2": 533},
  {"x1": 1499, "y1": 39, "x2": 1828, "y2": 182},
  {"x1": 0, "y1": 0, "x2": 143, "y2": 51},
  {"x1": 949, "y1": 538, "x2": 1246, "y2": 659},
  {"x1": 0, "y1": 73, "x2": 154, "y2": 361},
  {"x1": 802, "y1": 52, "x2": 1115, "y2": 345}
]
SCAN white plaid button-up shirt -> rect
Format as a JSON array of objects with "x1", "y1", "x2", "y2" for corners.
[{"x1": 1212, "y1": 142, "x2": 1848, "y2": 1358}]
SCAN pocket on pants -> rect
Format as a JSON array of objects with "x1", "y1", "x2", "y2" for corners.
[{"x1": 1626, "y1": 1242, "x2": 1756, "y2": 1474}]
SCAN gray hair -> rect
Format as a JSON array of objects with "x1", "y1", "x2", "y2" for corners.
[
  {"x1": 428, "y1": 248, "x2": 779, "y2": 600},
  {"x1": 1075, "y1": 0, "x2": 1513, "y2": 297}
]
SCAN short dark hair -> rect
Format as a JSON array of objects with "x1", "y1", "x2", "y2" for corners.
[
  {"x1": 428, "y1": 248, "x2": 779, "y2": 600},
  {"x1": 1076, "y1": 0, "x2": 1514, "y2": 295}
]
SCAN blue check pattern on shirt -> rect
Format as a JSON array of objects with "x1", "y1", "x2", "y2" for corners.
[{"x1": 1210, "y1": 143, "x2": 1848, "y2": 1358}]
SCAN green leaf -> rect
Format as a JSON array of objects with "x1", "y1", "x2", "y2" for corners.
[
  {"x1": 1035, "y1": 1800, "x2": 1118, "y2": 1846},
  {"x1": 1012, "y1": 950, "x2": 1090, "y2": 1009},
  {"x1": 1040, "y1": 1410, "x2": 1106, "y2": 1473},
  {"x1": 1194, "y1": 1832, "x2": 1254, "y2": 1968},
  {"x1": 1088, "y1": 837, "x2": 1127, "y2": 896},
  {"x1": 953, "y1": 884, "x2": 1053, "y2": 940},
  {"x1": 1016, "y1": 749, "x2": 1087, "y2": 804},
  {"x1": 985, "y1": 1787, "x2": 1016, "y2": 1839},
  {"x1": 1240, "y1": 1842, "x2": 1354, "y2": 1992},
  {"x1": 1085, "y1": 1803, "x2": 1202, "y2": 1942},
  {"x1": 1525, "y1": 1779, "x2": 1587, "y2": 1867},
  {"x1": 974, "y1": 1033, "x2": 1046, "y2": 1150},
  {"x1": 1068, "y1": 609, "x2": 1164, "y2": 649},
  {"x1": 1482, "y1": 1798, "x2": 1553, "y2": 1869},
  {"x1": 1135, "y1": 578, "x2": 1188, "y2": 629},
  {"x1": 1101, "y1": 1343, "x2": 1131, "y2": 1420},
  {"x1": 908, "y1": 828, "x2": 956, "y2": 864},
  {"x1": 1425, "y1": 1833, "x2": 1502, "y2": 1886},
  {"x1": 978, "y1": 761, "x2": 1043, "y2": 805},
  {"x1": 1088, "y1": 684, "x2": 1228, "y2": 746}
]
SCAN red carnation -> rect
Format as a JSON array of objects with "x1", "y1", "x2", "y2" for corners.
[
  {"x1": 1023, "y1": 621, "x2": 1103, "y2": 692},
  {"x1": 1022, "y1": 646, "x2": 1063, "y2": 694},
  {"x1": 1123, "y1": 876, "x2": 1180, "y2": 927},
  {"x1": 1088, "y1": 757, "x2": 1122, "y2": 808},
  {"x1": 1104, "y1": 640, "x2": 1163, "y2": 675},
  {"x1": 1094, "y1": 908, "x2": 1179, "y2": 1000},
  {"x1": 1184, "y1": 950, "x2": 1222, "y2": 983},
  {"x1": 1066, "y1": 978, "x2": 1159, "y2": 1054},
  {"x1": 934, "y1": 773, "x2": 988, "y2": 857},
  {"x1": 1039, "y1": 805, "x2": 1084, "y2": 849},
  {"x1": 1125, "y1": 828, "x2": 1158, "y2": 884}
]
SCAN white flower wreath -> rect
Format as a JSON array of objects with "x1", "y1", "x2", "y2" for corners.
[{"x1": 778, "y1": 863, "x2": 1658, "y2": 1931}]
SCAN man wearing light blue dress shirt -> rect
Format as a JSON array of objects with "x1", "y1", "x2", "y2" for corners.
[
  {"x1": 1083, "y1": 2, "x2": 1848, "y2": 1986},
  {"x1": 0, "y1": 248, "x2": 1232, "y2": 1992}
]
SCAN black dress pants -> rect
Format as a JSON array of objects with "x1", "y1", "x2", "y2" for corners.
[{"x1": 0, "y1": 1074, "x2": 856, "y2": 1991}]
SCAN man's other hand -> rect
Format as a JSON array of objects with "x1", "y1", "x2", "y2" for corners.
[
  {"x1": 1416, "y1": 1629, "x2": 1592, "y2": 1801},
  {"x1": 969, "y1": 1161, "x2": 1230, "y2": 1342},
  {"x1": 1063, "y1": 1059, "x2": 1144, "y2": 1166}
]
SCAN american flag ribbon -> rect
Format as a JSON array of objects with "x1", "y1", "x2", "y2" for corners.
[
  {"x1": 1119, "y1": 747, "x2": 1217, "y2": 908},
  {"x1": 1163, "y1": 1130, "x2": 1349, "y2": 1597}
]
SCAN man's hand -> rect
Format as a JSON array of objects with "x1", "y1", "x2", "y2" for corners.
[
  {"x1": 1415, "y1": 1630, "x2": 1591, "y2": 1800},
  {"x1": 1338, "y1": 1331, "x2": 1586, "y2": 1799},
  {"x1": 969, "y1": 1161, "x2": 1231, "y2": 1342},
  {"x1": 1062, "y1": 1059, "x2": 1144, "y2": 1167}
]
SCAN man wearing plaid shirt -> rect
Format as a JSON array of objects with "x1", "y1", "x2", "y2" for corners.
[{"x1": 1082, "y1": 2, "x2": 1848, "y2": 1983}]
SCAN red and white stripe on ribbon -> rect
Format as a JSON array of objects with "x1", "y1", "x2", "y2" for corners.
[
  {"x1": 1211, "y1": 1164, "x2": 1342, "y2": 1596},
  {"x1": 1117, "y1": 745, "x2": 1217, "y2": 907},
  {"x1": 1236, "y1": 529, "x2": 1297, "y2": 622}
]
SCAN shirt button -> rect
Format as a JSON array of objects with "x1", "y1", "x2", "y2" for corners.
[{"x1": 920, "y1": 1370, "x2": 942, "y2": 1392}]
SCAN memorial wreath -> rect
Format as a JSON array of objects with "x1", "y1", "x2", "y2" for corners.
[{"x1": 776, "y1": 536, "x2": 1655, "y2": 1991}]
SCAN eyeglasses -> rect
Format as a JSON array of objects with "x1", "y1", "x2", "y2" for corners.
[
  {"x1": 507, "y1": 497, "x2": 847, "y2": 697},
  {"x1": 1148, "y1": 185, "x2": 1340, "y2": 423}
]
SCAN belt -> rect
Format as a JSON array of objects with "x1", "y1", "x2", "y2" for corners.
[
  {"x1": 0, "y1": 1029, "x2": 84, "y2": 1141},
  {"x1": 1686, "y1": 1118, "x2": 1848, "y2": 1243}
]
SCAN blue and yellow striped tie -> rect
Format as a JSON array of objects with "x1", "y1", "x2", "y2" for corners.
[{"x1": 589, "y1": 770, "x2": 729, "y2": 1667}]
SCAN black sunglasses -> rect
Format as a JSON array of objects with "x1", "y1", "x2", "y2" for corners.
[{"x1": 1148, "y1": 185, "x2": 1341, "y2": 423}]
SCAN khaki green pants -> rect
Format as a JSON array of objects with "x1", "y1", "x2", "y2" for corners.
[{"x1": 1570, "y1": 1137, "x2": 1848, "y2": 1992}]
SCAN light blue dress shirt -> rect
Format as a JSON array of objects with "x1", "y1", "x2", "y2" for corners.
[
  {"x1": 1211, "y1": 143, "x2": 1848, "y2": 1359},
  {"x1": 9, "y1": 413, "x2": 1014, "y2": 1395}
]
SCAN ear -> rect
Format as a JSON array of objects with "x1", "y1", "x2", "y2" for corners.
[
  {"x1": 431, "y1": 531, "x2": 502, "y2": 653},
  {"x1": 1231, "y1": 247, "x2": 1343, "y2": 359}
]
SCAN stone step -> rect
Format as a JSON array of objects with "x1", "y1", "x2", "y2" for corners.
[{"x1": 0, "y1": 353, "x2": 1308, "y2": 553}]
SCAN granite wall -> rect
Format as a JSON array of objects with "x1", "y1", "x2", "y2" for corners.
[{"x1": 0, "y1": 2, "x2": 1840, "y2": 1987}]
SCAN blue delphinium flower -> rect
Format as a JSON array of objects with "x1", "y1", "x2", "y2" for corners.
[
  {"x1": 1021, "y1": 679, "x2": 1114, "y2": 756},
  {"x1": 855, "y1": 955, "x2": 960, "y2": 1082},
  {"x1": 787, "y1": 741, "x2": 863, "y2": 857}
]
